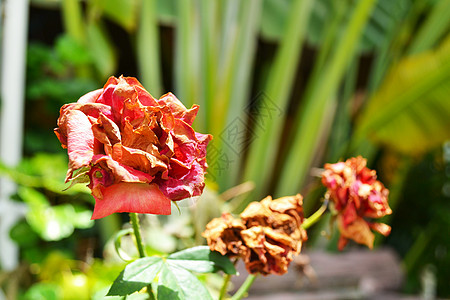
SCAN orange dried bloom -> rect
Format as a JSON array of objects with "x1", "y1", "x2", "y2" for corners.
[
  {"x1": 321, "y1": 156, "x2": 392, "y2": 250},
  {"x1": 203, "y1": 194, "x2": 307, "y2": 276},
  {"x1": 202, "y1": 213, "x2": 248, "y2": 258}
]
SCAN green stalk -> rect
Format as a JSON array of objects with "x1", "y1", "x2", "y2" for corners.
[
  {"x1": 231, "y1": 274, "x2": 257, "y2": 300},
  {"x1": 174, "y1": 0, "x2": 198, "y2": 108},
  {"x1": 129, "y1": 212, "x2": 146, "y2": 258},
  {"x1": 208, "y1": 0, "x2": 240, "y2": 137},
  {"x1": 306, "y1": 2, "x2": 347, "y2": 87},
  {"x1": 403, "y1": 222, "x2": 439, "y2": 274},
  {"x1": 368, "y1": 1, "x2": 429, "y2": 94},
  {"x1": 408, "y1": 0, "x2": 450, "y2": 55},
  {"x1": 61, "y1": 0, "x2": 85, "y2": 44},
  {"x1": 374, "y1": 156, "x2": 412, "y2": 246},
  {"x1": 215, "y1": 0, "x2": 262, "y2": 190},
  {"x1": 275, "y1": 0, "x2": 377, "y2": 197},
  {"x1": 61, "y1": 0, "x2": 91, "y2": 77},
  {"x1": 218, "y1": 273, "x2": 232, "y2": 300},
  {"x1": 129, "y1": 213, "x2": 156, "y2": 299},
  {"x1": 302, "y1": 200, "x2": 328, "y2": 230},
  {"x1": 198, "y1": 0, "x2": 218, "y2": 133},
  {"x1": 240, "y1": 0, "x2": 314, "y2": 209},
  {"x1": 327, "y1": 57, "x2": 359, "y2": 162},
  {"x1": 137, "y1": 0, "x2": 162, "y2": 96}
]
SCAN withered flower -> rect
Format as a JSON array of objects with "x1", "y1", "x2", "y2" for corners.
[
  {"x1": 203, "y1": 194, "x2": 307, "y2": 276},
  {"x1": 321, "y1": 156, "x2": 392, "y2": 250},
  {"x1": 55, "y1": 76, "x2": 212, "y2": 219},
  {"x1": 202, "y1": 212, "x2": 248, "y2": 258}
]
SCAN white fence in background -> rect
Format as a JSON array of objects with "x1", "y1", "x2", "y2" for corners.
[{"x1": 0, "y1": 0, "x2": 29, "y2": 278}]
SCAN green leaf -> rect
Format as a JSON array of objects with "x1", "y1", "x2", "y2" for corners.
[
  {"x1": 107, "y1": 247, "x2": 231, "y2": 297},
  {"x1": 408, "y1": 0, "x2": 450, "y2": 55},
  {"x1": 355, "y1": 36, "x2": 450, "y2": 154},
  {"x1": 107, "y1": 257, "x2": 163, "y2": 296},
  {"x1": 122, "y1": 257, "x2": 164, "y2": 282},
  {"x1": 168, "y1": 246, "x2": 237, "y2": 275},
  {"x1": 157, "y1": 263, "x2": 213, "y2": 300},
  {"x1": 107, "y1": 270, "x2": 150, "y2": 296}
]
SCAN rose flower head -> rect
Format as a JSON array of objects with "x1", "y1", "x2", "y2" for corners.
[
  {"x1": 203, "y1": 194, "x2": 307, "y2": 276},
  {"x1": 321, "y1": 156, "x2": 392, "y2": 250},
  {"x1": 202, "y1": 212, "x2": 248, "y2": 258},
  {"x1": 55, "y1": 76, "x2": 212, "y2": 219}
]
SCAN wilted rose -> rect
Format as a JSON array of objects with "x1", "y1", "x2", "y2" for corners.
[
  {"x1": 55, "y1": 76, "x2": 212, "y2": 219},
  {"x1": 321, "y1": 156, "x2": 392, "y2": 250},
  {"x1": 202, "y1": 212, "x2": 248, "y2": 258},
  {"x1": 203, "y1": 194, "x2": 307, "y2": 276},
  {"x1": 240, "y1": 195, "x2": 307, "y2": 275}
]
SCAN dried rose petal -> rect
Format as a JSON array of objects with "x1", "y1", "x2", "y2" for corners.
[
  {"x1": 321, "y1": 156, "x2": 392, "y2": 250},
  {"x1": 55, "y1": 76, "x2": 212, "y2": 219}
]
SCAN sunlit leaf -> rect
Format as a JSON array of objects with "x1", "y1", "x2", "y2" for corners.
[
  {"x1": 107, "y1": 246, "x2": 234, "y2": 297},
  {"x1": 107, "y1": 257, "x2": 163, "y2": 296},
  {"x1": 356, "y1": 37, "x2": 450, "y2": 154},
  {"x1": 107, "y1": 270, "x2": 149, "y2": 296},
  {"x1": 167, "y1": 246, "x2": 237, "y2": 275},
  {"x1": 157, "y1": 263, "x2": 213, "y2": 300}
]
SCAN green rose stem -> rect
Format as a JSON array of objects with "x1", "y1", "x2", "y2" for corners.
[
  {"x1": 301, "y1": 199, "x2": 328, "y2": 230},
  {"x1": 231, "y1": 274, "x2": 257, "y2": 300},
  {"x1": 129, "y1": 213, "x2": 155, "y2": 300},
  {"x1": 218, "y1": 273, "x2": 232, "y2": 300},
  {"x1": 129, "y1": 213, "x2": 147, "y2": 258},
  {"x1": 230, "y1": 200, "x2": 329, "y2": 300}
]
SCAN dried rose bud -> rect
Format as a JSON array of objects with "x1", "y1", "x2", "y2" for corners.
[
  {"x1": 240, "y1": 195, "x2": 307, "y2": 275},
  {"x1": 55, "y1": 76, "x2": 212, "y2": 219},
  {"x1": 321, "y1": 156, "x2": 392, "y2": 250}
]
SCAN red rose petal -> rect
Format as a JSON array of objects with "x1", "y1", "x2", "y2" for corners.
[
  {"x1": 91, "y1": 182, "x2": 171, "y2": 219},
  {"x1": 64, "y1": 110, "x2": 94, "y2": 181},
  {"x1": 78, "y1": 89, "x2": 103, "y2": 104}
]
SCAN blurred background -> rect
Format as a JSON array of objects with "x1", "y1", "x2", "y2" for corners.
[{"x1": 0, "y1": 0, "x2": 449, "y2": 299}]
